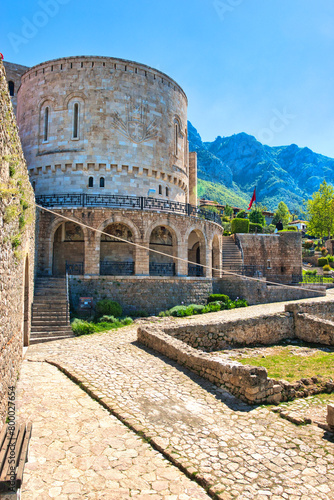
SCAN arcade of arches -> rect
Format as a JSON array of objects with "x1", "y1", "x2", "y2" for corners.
[{"x1": 40, "y1": 210, "x2": 223, "y2": 278}]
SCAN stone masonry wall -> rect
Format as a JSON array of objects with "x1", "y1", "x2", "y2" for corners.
[
  {"x1": 137, "y1": 326, "x2": 282, "y2": 405},
  {"x1": 286, "y1": 299, "x2": 334, "y2": 345},
  {"x1": 237, "y1": 232, "x2": 302, "y2": 281},
  {"x1": 0, "y1": 60, "x2": 35, "y2": 429},
  {"x1": 69, "y1": 276, "x2": 213, "y2": 315},
  {"x1": 213, "y1": 277, "x2": 323, "y2": 305},
  {"x1": 162, "y1": 311, "x2": 293, "y2": 351}
]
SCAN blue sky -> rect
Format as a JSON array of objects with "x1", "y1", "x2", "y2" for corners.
[{"x1": 2, "y1": 0, "x2": 334, "y2": 157}]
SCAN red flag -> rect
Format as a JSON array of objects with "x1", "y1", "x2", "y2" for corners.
[{"x1": 248, "y1": 188, "x2": 256, "y2": 210}]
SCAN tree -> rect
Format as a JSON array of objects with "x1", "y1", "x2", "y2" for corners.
[
  {"x1": 305, "y1": 181, "x2": 334, "y2": 239},
  {"x1": 272, "y1": 201, "x2": 292, "y2": 227},
  {"x1": 249, "y1": 208, "x2": 265, "y2": 226},
  {"x1": 236, "y1": 210, "x2": 248, "y2": 219},
  {"x1": 224, "y1": 204, "x2": 233, "y2": 217}
]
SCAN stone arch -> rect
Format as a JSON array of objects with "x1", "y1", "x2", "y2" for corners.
[
  {"x1": 211, "y1": 234, "x2": 221, "y2": 278},
  {"x1": 23, "y1": 254, "x2": 30, "y2": 346},
  {"x1": 100, "y1": 222, "x2": 136, "y2": 276},
  {"x1": 52, "y1": 220, "x2": 85, "y2": 275},
  {"x1": 187, "y1": 227, "x2": 207, "y2": 277},
  {"x1": 148, "y1": 223, "x2": 179, "y2": 276}
]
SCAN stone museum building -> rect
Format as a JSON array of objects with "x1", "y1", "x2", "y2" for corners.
[{"x1": 4, "y1": 56, "x2": 224, "y2": 315}]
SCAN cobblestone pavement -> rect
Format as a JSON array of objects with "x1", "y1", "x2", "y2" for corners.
[
  {"x1": 25, "y1": 322, "x2": 334, "y2": 500},
  {"x1": 17, "y1": 361, "x2": 210, "y2": 499}
]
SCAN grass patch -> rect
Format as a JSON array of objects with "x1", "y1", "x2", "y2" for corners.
[{"x1": 239, "y1": 347, "x2": 334, "y2": 382}]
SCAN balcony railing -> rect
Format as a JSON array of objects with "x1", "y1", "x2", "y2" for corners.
[
  {"x1": 188, "y1": 264, "x2": 204, "y2": 277},
  {"x1": 149, "y1": 262, "x2": 176, "y2": 276},
  {"x1": 100, "y1": 261, "x2": 135, "y2": 276},
  {"x1": 66, "y1": 261, "x2": 84, "y2": 275},
  {"x1": 36, "y1": 193, "x2": 222, "y2": 226}
]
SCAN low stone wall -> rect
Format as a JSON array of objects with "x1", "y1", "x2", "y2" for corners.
[
  {"x1": 69, "y1": 276, "x2": 213, "y2": 315},
  {"x1": 138, "y1": 326, "x2": 282, "y2": 405},
  {"x1": 213, "y1": 277, "x2": 324, "y2": 305},
  {"x1": 284, "y1": 300, "x2": 334, "y2": 345},
  {"x1": 162, "y1": 312, "x2": 293, "y2": 351}
]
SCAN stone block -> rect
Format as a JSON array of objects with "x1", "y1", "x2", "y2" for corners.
[{"x1": 327, "y1": 404, "x2": 334, "y2": 429}]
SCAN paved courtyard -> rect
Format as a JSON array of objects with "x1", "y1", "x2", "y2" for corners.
[{"x1": 19, "y1": 313, "x2": 334, "y2": 500}]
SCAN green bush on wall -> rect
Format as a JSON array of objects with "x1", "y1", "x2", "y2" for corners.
[
  {"x1": 231, "y1": 218, "x2": 249, "y2": 234},
  {"x1": 208, "y1": 294, "x2": 229, "y2": 303},
  {"x1": 96, "y1": 299, "x2": 122, "y2": 318},
  {"x1": 318, "y1": 257, "x2": 329, "y2": 267},
  {"x1": 287, "y1": 226, "x2": 298, "y2": 231},
  {"x1": 249, "y1": 223, "x2": 263, "y2": 233}
]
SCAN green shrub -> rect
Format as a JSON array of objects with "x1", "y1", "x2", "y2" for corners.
[
  {"x1": 287, "y1": 226, "x2": 298, "y2": 231},
  {"x1": 208, "y1": 294, "x2": 229, "y2": 304},
  {"x1": 327, "y1": 255, "x2": 334, "y2": 262},
  {"x1": 99, "y1": 315, "x2": 117, "y2": 323},
  {"x1": 158, "y1": 310, "x2": 170, "y2": 317},
  {"x1": 318, "y1": 257, "x2": 329, "y2": 267},
  {"x1": 71, "y1": 319, "x2": 95, "y2": 336},
  {"x1": 96, "y1": 299, "x2": 122, "y2": 318},
  {"x1": 221, "y1": 216, "x2": 231, "y2": 222},
  {"x1": 231, "y1": 218, "x2": 249, "y2": 234},
  {"x1": 263, "y1": 224, "x2": 275, "y2": 234},
  {"x1": 304, "y1": 270, "x2": 317, "y2": 276},
  {"x1": 121, "y1": 317, "x2": 133, "y2": 326},
  {"x1": 234, "y1": 298, "x2": 248, "y2": 308},
  {"x1": 323, "y1": 265, "x2": 331, "y2": 272},
  {"x1": 249, "y1": 223, "x2": 263, "y2": 234},
  {"x1": 205, "y1": 301, "x2": 222, "y2": 312},
  {"x1": 169, "y1": 305, "x2": 188, "y2": 317},
  {"x1": 96, "y1": 320, "x2": 122, "y2": 329},
  {"x1": 236, "y1": 210, "x2": 248, "y2": 219},
  {"x1": 226, "y1": 299, "x2": 236, "y2": 310},
  {"x1": 190, "y1": 304, "x2": 206, "y2": 314}
]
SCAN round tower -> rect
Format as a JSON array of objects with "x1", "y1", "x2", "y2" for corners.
[{"x1": 17, "y1": 56, "x2": 189, "y2": 202}]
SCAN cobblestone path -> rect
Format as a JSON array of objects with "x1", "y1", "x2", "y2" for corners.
[
  {"x1": 17, "y1": 361, "x2": 210, "y2": 499},
  {"x1": 25, "y1": 325, "x2": 334, "y2": 500}
]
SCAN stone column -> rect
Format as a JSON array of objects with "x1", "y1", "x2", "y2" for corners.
[
  {"x1": 84, "y1": 229, "x2": 99, "y2": 275},
  {"x1": 135, "y1": 240, "x2": 150, "y2": 275}
]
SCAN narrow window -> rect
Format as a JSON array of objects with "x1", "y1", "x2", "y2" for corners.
[
  {"x1": 267, "y1": 260, "x2": 271, "y2": 269},
  {"x1": 32, "y1": 181, "x2": 36, "y2": 192},
  {"x1": 100, "y1": 177, "x2": 105, "y2": 188},
  {"x1": 43, "y1": 107, "x2": 49, "y2": 142},
  {"x1": 81, "y1": 62, "x2": 83, "y2": 68},
  {"x1": 8, "y1": 81, "x2": 14, "y2": 96},
  {"x1": 175, "y1": 123, "x2": 178, "y2": 156},
  {"x1": 159, "y1": 185, "x2": 162, "y2": 195},
  {"x1": 70, "y1": 62, "x2": 73, "y2": 68},
  {"x1": 73, "y1": 102, "x2": 79, "y2": 139},
  {"x1": 166, "y1": 187, "x2": 169, "y2": 197},
  {"x1": 88, "y1": 177, "x2": 94, "y2": 188},
  {"x1": 51, "y1": 65, "x2": 53, "y2": 71}
]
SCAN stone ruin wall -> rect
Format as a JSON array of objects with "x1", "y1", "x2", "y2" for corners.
[
  {"x1": 138, "y1": 298, "x2": 334, "y2": 405},
  {"x1": 0, "y1": 60, "x2": 35, "y2": 429}
]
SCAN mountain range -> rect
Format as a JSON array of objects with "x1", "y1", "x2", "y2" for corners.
[{"x1": 188, "y1": 121, "x2": 334, "y2": 215}]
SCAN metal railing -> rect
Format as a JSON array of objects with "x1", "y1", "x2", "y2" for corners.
[
  {"x1": 188, "y1": 264, "x2": 204, "y2": 277},
  {"x1": 36, "y1": 193, "x2": 222, "y2": 225},
  {"x1": 149, "y1": 262, "x2": 176, "y2": 276},
  {"x1": 65, "y1": 261, "x2": 84, "y2": 275},
  {"x1": 65, "y1": 270, "x2": 69, "y2": 323},
  {"x1": 100, "y1": 261, "x2": 135, "y2": 276}
]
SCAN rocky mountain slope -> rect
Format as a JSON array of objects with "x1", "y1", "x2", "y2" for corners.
[{"x1": 189, "y1": 121, "x2": 334, "y2": 214}]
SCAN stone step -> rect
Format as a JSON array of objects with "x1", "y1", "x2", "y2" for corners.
[
  {"x1": 31, "y1": 320, "x2": 69, "y2": 327},
  {"x1": 30, "y1": 335, "x2": 74, "y2": 345},
  {"x1": 31, "y1": 325, "x2": 73, "y2": 332},
  {"x1": 32, "y1": 297, "x2": 68, "y2": 304}
]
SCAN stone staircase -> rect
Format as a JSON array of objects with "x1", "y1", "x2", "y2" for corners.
[
  {"x1": 222, "y1": 236, "x2": 243, "y2": 276},
  {"x1": 30, "y1": 277, "x2": 74, "y2": 344}
]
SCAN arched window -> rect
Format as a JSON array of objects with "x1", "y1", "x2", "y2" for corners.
[
  {"x1": 159, "y1": 185, "x2": 162, "y2": 195},
  {"x1": 8, "y1": 81, "x2": 14, "y2": 97},
  {"x1": 166, "y1": 187, "x2": 169, "y2": 197},
  {"x1": 175, "y1": 123, "x2": 178, "y2": 157},
  {"x1": 43, "y1": 107, "x2": 49, "y2": 142},
  {"x1": 100, "y1": 177, "x2": 105, "y2": 188},
  {"x1": 73, "y1": 102, "x2": 79, "y2": 139},
  {"x1": 88, "y1": 177, "x2": 94, "y2": 188}
]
